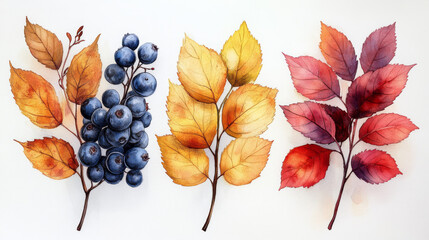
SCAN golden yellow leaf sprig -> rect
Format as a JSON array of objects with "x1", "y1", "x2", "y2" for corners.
[{"x1": 157, "y1": 21, "x2": 277, "y2": 231}]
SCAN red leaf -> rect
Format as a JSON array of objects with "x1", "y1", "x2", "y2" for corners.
[
  {"x1": 352, "y1": 150, "x2": 402, "y2": 184},
  {"x1": 320, "y1": 22, "x2": 358, "y2": 81},
  {"x1": 280, "y1": 144, "x2": 332, "y2": 189},
  {"x1": 346, "y1": 64, "x2": 415, "y2": 119},
  {"x1": 322, "y1": 105, "x2": 351, "y2": 142},
  {"x1": 359, "y1": 113, "x2": 418, "y2": 146},
  {"x1": 283, "y1": 54, "x2": 340, "y2": 101},
  {"x1": 360, "y1": 23, "x2": 396, "y2": 73},
  {"x1": 281, "y1": 101, "x2": 336, "y2": 144}
]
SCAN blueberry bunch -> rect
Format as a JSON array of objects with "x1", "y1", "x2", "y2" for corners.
[{"x1": 78, "y1": 33, "x2": 157, "y2": 188}]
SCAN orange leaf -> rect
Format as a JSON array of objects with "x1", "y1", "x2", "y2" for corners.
[
  {"x1": 157, "y1": 135, "x2": 209, "y2": 186},
  {"x1": 9, "y1": 62, "x2": 63, "y2": 128},
  {"x1": 66, "y1": 35, "x2": 102, "y2": 104},
  {"x1": 167, "y1": 81, "x2": 217, "y2": 149},
  {"x1": 320, "y1": 22, "x2": 357, "y2": 81},
  {"x1": 177, "y1": 35, "x2": 227, "y2": 103},
  {"x1": 16, "y1": 137, "x2": 78, "y2": 180},
  {"x1": 220, "y1": 137, "x2": 272, "y2": 186},
  {"x1": 24, "y1": 17, "x2": 63, "y2": 70},
  {"x1": 222, "y1": 84, "x2": 277, "y2": 138}
]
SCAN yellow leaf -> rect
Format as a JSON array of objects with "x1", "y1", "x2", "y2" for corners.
[
  {"x1": 24, "y1": 17, "x2": 63, "y2": 70},
  {"x1": 221, "y1": 21, "x2": 262, "y2": 86},
  {"x1": 222, "y1": 84, "x2": 277, "y2": 138},
  {"x1": 220, "y1": 137, "x2": 272, "y2": 185},
  {"x1": 16, "y1": 137, "x2": 78, "y2": 180},
  {"x1": 9, "y1": 62, "x2": 63, "y2": 128},
  {"x1": 66, "y1": 35, "x2": 102, "y2": 104},
  {"x1": 167, "y1": 81, "x2": 217, "y2": 149},
  {"x1": 177, "y1": 35, "x2": 227, "y2": 103},
  {"x1": 157, "y1": 135, "x2": 209, "y2": 186}
]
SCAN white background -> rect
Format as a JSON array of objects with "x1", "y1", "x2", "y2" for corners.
[{"x1": 1, "y1": 0, "x2": 428, "y2": 239}]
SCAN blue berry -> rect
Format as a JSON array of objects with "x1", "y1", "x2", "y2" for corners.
[
  {"x1": 80, "y1": 122, "x2": 101, "y2": 142},
  {"x1": 83, "y1": 118, "x2": 91, "y2": 124},
  {"x1": 106, "y1": 152, "x2": 126, "y2": 174},
  {"x1": 81, "y1": 98, "x2": 102, "y2": 119},
  {"x1": 87, "y1": 163, "x2": 104, "y2": 182},
  {"x1": 105, "y1": 128, "x2": 130, "y2": 147},
  {"x1": 129, "y1": 120, "x2": 145, "y2": 144},
  {"x1": 104, "y1": 171, "x2": 124, "y2": 184},
  {"x1": 131, "y1": 72, "x2": 157, "y2": 97},
  {"x1": 125, "y1": 147, "x2": 149, "y2": 170},
  {"x1": 122, "y1": 33, "x2": 139, "y2": 50},
  {"x1": 126, "y1": 170, "x2": 143, "y2": 187},
  {"x1": 106, "y1": 105, "x2": 133, "y2": 131},
  {"x1": 125, "y1": 95, "x2": 146, "y2": 118},
  {"x1": 102, "y1": 89, "x2": 120, "y2": 108},
  {"x1": 140, "y1": 111, "x2": 152, "y2": 128},
  {"x1": 115, "y1": 47, "x2": 136, "y2": 67},
  {"x1": 138, "y1": 42, "x2": 158, "y2": 64},
  {"x1": 106, "y1": 147, "x2": 124, "y2": 156},
  {"x1": 97, "y1": 128, "x2": 112, "y2": 149},
  {"x1": 104, "y1": 64, "x2": 126, "y2": 85},
  {"x1": 78, "y1": 142, "x2": 101, "y2": 167},
  {"x1": 135, "y1": 131, "x2": 149, "y2": 149},
  {"x1": 91, "y1": 108, "x2": 107, "y2": 127}
]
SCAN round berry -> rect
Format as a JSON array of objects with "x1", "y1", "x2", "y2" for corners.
[
  {"x1": 105, "y1": 128, "x2": 130, "y2": 147},
  {"x1": 97, "y1": 128, "x2": 112, "y2": 149},
  {"x1": 106, "y1": 105, "x2": 133, "y2": 131},
  {"x1": 122, "y1": 33, "x2": 139, "y2": 50},
  {"x1": 78, "y1": 142, "x2": 101, "y2": 167},
  {"x1": 140, "y1": 111, "x2": 152, "y2": 128},
  {"x1": 80, "y1": 122, "x2": 101, "y2": 142},
  {"x1": 106, "y1": 147, "x2": 124, "y2": 156},
  {"x1": 83, "y1": 118, "x2": 91, "y2": 125},
  {"x1": 106, "y1": 152, "x2": 126, "y2": 174},
  {"x1": 138, "y1": 42, "x2": 158, "y2": 64},
  {"x1": 87, "y1": 163, "x2": 104, "y2": 182},
  {"x1": 131, "y1": 72, "x2": 157, "y2": 97},
  {"x1": 125, "y1": 95, "x2": 146, "y2": 118},
  {"x1": 129, "y1": 120, "x2": 145, "y2": 144},
  {"x1": 91, "y1": 108, "x2": 107, "y2": 127},
  {"x1": 81, "y1": 98, "x2": 102, "y2": 119},
  {"x1": 125, "y1": 147, "x2": 149, "y2": 170},
  {"x1": 115, "y1": 47, "x2": 136, "y2": 67},
  {"x1": 102, "y1": 89, "x2": 120, "y2": 108},
  {"x1": 126, "y1": 170, "x2": 143, "y2": 187},
  {"x1": 104, "y1": 171, "x2": 124, "y2": 184},
  {"x1": 104, "y1": 64, "x2": 126, "y2": 85}
]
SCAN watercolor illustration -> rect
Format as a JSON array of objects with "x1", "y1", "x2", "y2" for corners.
[
  {"x1": 279, "y1": 22, "x2": 418, "y2": 230},
  {"x1": 157, "y1": 21, "x2": 277, "y2": 231},
  {"x1": 9, "y1": 17, "x2": 157, "y2": 230}
]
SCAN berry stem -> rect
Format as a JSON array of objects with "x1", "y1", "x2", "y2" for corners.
[{"x1": 77, "y1": 191, "x2": 90, "y2": 231}]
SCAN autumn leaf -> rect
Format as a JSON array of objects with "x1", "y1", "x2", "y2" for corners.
[
  {"x1": 284, "y1": 54, "x2": 340, "y2": 101},
  {"x1": 320, "y1": 22, "x2": 357, "y2": 81},
  {"x1": 360, "y1": 23, "x2": 396, "y2": 73},
  {"x1": 15, "y1": 137, "x2": 78, "y2": 180},
  {"x1": 221, "y1": 21, "x2": 262, "y2": 86},
  {"x1": 346, "y1": 64, "x2": 415, "y2": 118},
  {"x1": 157, "y1": 135, "x2": 209, "y2": 186},
  {"x1": 24, "y1": 17, "x2": 63, "y2": 70},
  {"x1": 9, "y1": 62, "x2": 63, "y2": 128},
  {"x1": 220, "y1": 137, "x2": 272, "y2": 186},
  {"x1": 222, "y1": 84, "x2": 277, "y2": 138},
  {"x1": 280, "y1": 101, "x2": 336, "y2": 144},
  {"x1": 167, "y1": 81, "x2": 217, "y2": 149},
  {"x1": 177, "y1": 35, "x2": 227, "y2": 103},
  {"x1": 351, "y1": 150, "x2": 401, "y2": 184},
  {"x1": 359, "y1": 113, "x2": 418, "y2": 146},
  {"x1": 280, "y1": 144, "x2": 332, "y2": 189},
  {"x1": 322, "y1": 105, "x2": 351, "y2": 142},
  {"x1": 66, "y1": 35, "x2": 102, "y2": 104}
]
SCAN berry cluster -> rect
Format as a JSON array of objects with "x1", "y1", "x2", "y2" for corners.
[{"x1": 78, "y1": 33, "x2": 157, "y2": 188}]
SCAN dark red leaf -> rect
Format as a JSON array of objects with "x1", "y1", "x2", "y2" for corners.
[
  {"x1": 360, "y1": 23, "x2": 396, "y2": 73},
  {"x1": 359, "y1": 113, "x2": 418, "y2": 146},
  {"x1": 352, "y1": 150, "x2": 402, "y2": 184},
  {"x1": 346, "y1": 64, "x2": 415, "y2": 119},
  {"x1": 283, "y1": 54, "x2": 340, "y2": 101},
  {"x1": 280, "y1": 101, "x2": 336, "y2": 144},
  {"x1": 322, "y1": 105, "x2": 351, "y2": 142},
  {"x1": 76, "y1": 26, "x2": 84, "y2": 35},
  {"x1": 320, "y1": 22, "x2": 358, "y2": 81},
  {"x1": 280, "y1": 144, "x2": 332, "y2": 189}
]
